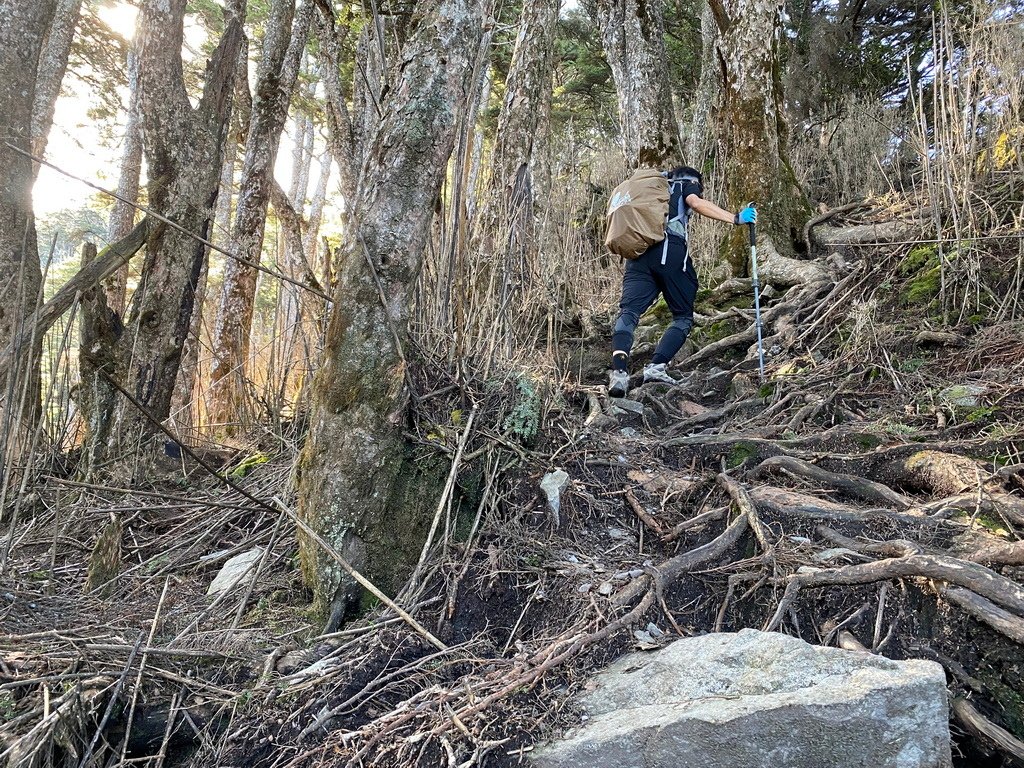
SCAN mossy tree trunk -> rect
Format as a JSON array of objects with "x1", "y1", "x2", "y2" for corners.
[
  {"x1": 711, "y1": 0, "x2": 810, "y2": 276},
  {"x1": 85, "y1": 0, "x2": 246, "y2": 472},
  {"x1": 296, "y1": 0, "x2": 484, "y2": 613},
  {"x1": 593, "y1": 0, "x2": 681, "y2": 168}
]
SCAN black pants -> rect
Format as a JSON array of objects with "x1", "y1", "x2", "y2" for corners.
[{"x1": 611, "y1": 235, "x2": 697, "y2": 369}]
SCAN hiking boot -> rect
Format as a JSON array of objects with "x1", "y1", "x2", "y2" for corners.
[
  {"x1": 643, "y1": 362, "x2": 677, "y2": 385},
  {"x1": 608, "y1": 369, "x2": 629, "y2": 398}
]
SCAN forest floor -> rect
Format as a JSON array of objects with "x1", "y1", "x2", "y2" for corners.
[{"x1": 3, "y1": 203, "x2": 1024, "y2": 767}]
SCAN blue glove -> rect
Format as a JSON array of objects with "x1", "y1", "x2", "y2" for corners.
[{"x1": 735, "y1": 205, "x2": 757, "y2": 225}]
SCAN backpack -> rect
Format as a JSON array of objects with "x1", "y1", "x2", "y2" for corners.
[{"x1": 604, "y1": 169, "x2": 699, "y2": 263}]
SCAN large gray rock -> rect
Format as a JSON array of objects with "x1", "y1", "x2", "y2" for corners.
[{"x1": 532, "y1": 629, "x2": 951, "y2": 768}]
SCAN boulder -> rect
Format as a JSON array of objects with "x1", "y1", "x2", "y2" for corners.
[{"x1": 532, "y1": 629, "x2": 951, "y2": 768}]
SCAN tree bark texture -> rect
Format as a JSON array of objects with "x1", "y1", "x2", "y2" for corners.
[
  {"x1": 593, "y1": 0, "x2": 680, "y2": 168},
  {"x1": 208, "y1": 0, "x2": 313, "y2": 434},
  {"x1": 711, "y1": 0, "x2": 810, "y2": 275},
  {"x1": 685, "y1": 0, "x2": 718, "y2": 170},
  {"x1": 78, "y1": 242, "x2": 120, "y2": 475},
  {"x1": 90, "y1": 0, "x2": 245, "y2": 468},
  {"x1": 479, "y1": 0, "x2": 558, "y2": 243},
  {"x1": 297, "y1": 0, "x2": 484, "y2": 613},
  {"x1": 30, "y1": 0, "x2": 83, "y2": 164},
  {"x1": 0, "y1": 0, "x2": 58, "y2": 435},
  {"x1": 314, "y1": 5, "x2": 358, "y2": 202},
  {"x1": 104, "y1": 47, "x2": 143, "y2": 315}
]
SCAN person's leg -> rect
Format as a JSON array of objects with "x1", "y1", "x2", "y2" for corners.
[
  {"x1": 612, "y1": 261, "x2": 660, "y2": 370},
  {"x1": 651, "y1": 241, "x2": 698, "y2": 366}
]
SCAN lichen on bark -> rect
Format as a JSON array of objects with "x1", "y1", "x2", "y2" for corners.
[
  {"x1": 296, "y1": 0, "x2": 484, "y2": 614},
  {"x1": 711, "y1": 0, "x2": 811, "y2": 276}
]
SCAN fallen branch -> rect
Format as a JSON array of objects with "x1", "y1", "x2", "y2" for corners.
[
  {"x1": 766, "y1": 553, "x2": 1024, "y2": 631},
  {"x1": 753, "y1": 455, "x2": 913, "y2": 510},
  {"x1": 940, "y1": 586, "x2": 1024, "y2": 645},
  {"x1": 0, "y1": 217, "x2": 153, "y2": 376},
  {"x1": 951, "y1": 697, "x2": 1024, "y2": 765}
]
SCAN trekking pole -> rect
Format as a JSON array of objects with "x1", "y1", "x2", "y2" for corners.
[{"x1": 748, "y1": 206, "x2": 766, "y2": 381}]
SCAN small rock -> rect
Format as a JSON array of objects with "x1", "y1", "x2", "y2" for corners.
[
  {"x1": 612, "y1": 398, "x2": 646, "y2": 415},
  {"x1": 208, "y1": 547, "x2": 265, "y2": 596},
  {"x1": 597, "y1": 581, "x2": 614, "y2": 597},
  {"x1": 607, "y1": 527, "x2": 631, "y2": 540},
  {"x1": 577, "y1": 582, "x2": 593, "y2": 594},
  {"x1": 633, "y1": 630, "x2": 655, "y2": 645},
  {"x1": 628, "y1": 568, "x2": 645, "y2": 579},
  {"x1": 788, "y1": 536, "x2": 812, "y2": 545},
  {"x1": 676, "y1": 399, "x2": 708, "y2": 417},
  {"x1": 646, "y1": 623, "x2": 664, "y2": 638},
  {"x1": 619, "y1": 427, "x2": 638, "y2": 438},
  {"x1": 613, "y1": 571, "x2": 631, "y2": 581},
  {"x1": 540, "y1": 470, "x2": 571, "y2": 526},
  {"x1": 940, "y1": 384, "x2": 986, "y2": 408}
]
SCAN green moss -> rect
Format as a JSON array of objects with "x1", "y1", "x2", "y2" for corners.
[
  {"x1": 641, "y1": 296, "x2": 672, "y2": 324},
  {"x1": 974, "y1": 670, "x2": 1024, "y2": 738},
  {"x1": 229, "y1": 452, "x2": 270, "y2": 479},
  {"x1": 691, "y1": 318, "x2": 740, "y2": 348},
  {"x1": 727, "y1": 441, "x2": 758, "y2": 469},
  {"x1": 503, "y1": 376, "x2": 541, "y2": 445},
  {"x1": 965, "y1": 406, "x2": 998, "y2": 423},
  {"x1": 898, "y1": 245, "x2": 945, "y2": 307},
  {"x1": 853, "y1": 433, "x2": 885, "y2": 450},
  {"x1": 903, "y1": 267, "x2": 942, "y2": 305},
  {"x1": 898, "y1": 245, "x2": 937, "y2": 276}
]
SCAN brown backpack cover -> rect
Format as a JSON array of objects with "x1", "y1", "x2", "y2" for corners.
[{"x1": 604, "y1": 169, "x2": 669, "y2": 260}]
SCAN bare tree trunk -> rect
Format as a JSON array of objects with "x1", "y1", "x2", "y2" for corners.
[
  {"x1": 0, "y1": 0, "x2": 58, "y2": 441},
  {"x1": 685, "y1": 0, "x2": 718, "y2": 170},
  {"x1": 104, "y1": 48, "x2": 142, "y2": 315},
  {"x1": 711, "y1": 0, "x2": 810, "y2": 274},
  {"x1": 88, "y1": 0, "x2": 246, "y2": 471},
  {"x1": 593, "y1": 0, "x2": 680, "y2": 168},
  {"x1": 296, "y1": 0, "x2": 484, "y2": 614},
  {"x1": 78, "y1": 243, "x2": 119, "y2": 475},
  {"x1": 303, "y1": 151, "x2": 332, "y2": 266},
  {"x1": 479, "y1": 0, "x2": 558, "y2": 242},
  {"x1": 176, "y1": 42, "x2": 248, "y2": 437},
  {"x1": 208, "y1": 0, "x2": 313, "y2": 434},
  {"x1": 314, "y1": 5, "x2": 358, "y2": 202},
  {"x1": 30, "y1": 0, "x2": 83, "y2": 164}
]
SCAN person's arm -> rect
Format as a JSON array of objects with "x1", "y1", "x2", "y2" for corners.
[{"x1": 685, "y1": 194, "x2": 738, "y2": 224}]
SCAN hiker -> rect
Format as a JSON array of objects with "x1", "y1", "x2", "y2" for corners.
[{"x1": 606, "y1": 166, "x2": 756, "y2": 398}]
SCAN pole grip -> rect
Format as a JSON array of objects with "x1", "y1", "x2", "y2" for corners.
[{"x1": 747, "y1": 202, "x2": 756, "y2": 246}]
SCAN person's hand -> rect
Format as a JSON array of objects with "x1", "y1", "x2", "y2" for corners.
[{"x1": 735, "y1": 205, "x2": 757, "y2": 225}]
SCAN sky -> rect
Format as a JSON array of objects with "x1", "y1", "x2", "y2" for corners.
[{"x1": 33, "y1": 1, "x2": 335, "y2": 235}]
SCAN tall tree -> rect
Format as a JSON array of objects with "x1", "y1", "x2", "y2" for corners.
[
  {"x1": 104, "y1": 47, "x2": 142, "y2": 315},
  {"x1": 31, "y1": 0, "x2": 83, "y2": 164},
  {"x1": 711, "y1": 0, "x2": 810, "y2": 274},
  {"x1": 208, "y1": 0, "x2": 313, "y2": 433},
  {"x1": 480, "y1": 0, "x2": 559, "y2": 241},
  {"x1": 296, "y1": 0, "x2": 485, "y2": 613},
  {"x1": 314, "y1": 6, "x2": 358, "y2": 203},
  {"x1": 591, "y1": 0, "x2": 680, "y2": 167},
  {"x1": 0, "y1": 0, "x2": 58, "y2": 441},
  {"x1": 82, "y1": 0, "x2": 246, "y2": 468},
  {"x1": 31, "y1": 0, "x2": 80, "y2": 148}
]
